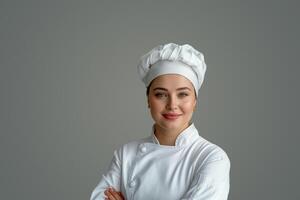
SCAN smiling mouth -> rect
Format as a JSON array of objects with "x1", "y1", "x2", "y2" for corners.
[{"x1": 162, "y1": 113, "x2": 182, "y2": 120}]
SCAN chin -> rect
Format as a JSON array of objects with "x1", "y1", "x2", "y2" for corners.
[{"x1": 158, "y1": 121, "x2": 186, "y2": 131}]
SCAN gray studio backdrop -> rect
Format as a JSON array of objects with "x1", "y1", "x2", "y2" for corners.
[{"x1": 1, "y1": 0, "x2": 299, "y2": 199}]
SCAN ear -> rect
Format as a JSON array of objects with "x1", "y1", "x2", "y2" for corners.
[
  {"x1": 193, "y1": 100, "x2": 197, "y2": 111},
  {"x1": 147, "y1": 97, "x2": 150, "y2": 108}
]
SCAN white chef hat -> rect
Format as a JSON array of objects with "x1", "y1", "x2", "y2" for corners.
[{"x1": 137, "y1": 43, "x2": 207, "y2": 97}]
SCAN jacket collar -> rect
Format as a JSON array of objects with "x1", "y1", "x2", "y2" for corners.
[{"x1": 151, "y1": 123, "x2": 200, "y2": 147}]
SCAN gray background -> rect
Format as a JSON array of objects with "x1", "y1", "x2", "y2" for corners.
[{"x1": 1, "y1": 0, "x2": 299, "y2": 199}]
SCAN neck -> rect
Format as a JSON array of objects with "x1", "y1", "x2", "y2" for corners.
[{"x1": 154, "y1": 123, "x2": 190, "y2": 146}]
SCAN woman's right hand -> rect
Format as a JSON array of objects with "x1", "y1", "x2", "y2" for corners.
[{"x1": 104, "y1": 187, "x2": 125, "y2": 200}]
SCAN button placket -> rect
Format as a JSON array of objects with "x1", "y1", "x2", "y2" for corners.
[
  {"x1": 129, "y1": 180, "x2": 136, "y2": 188},
  {"x1": 140, "y1": 146, "x2": 147, "y2": 153},
  {"x1": 139, "y1": 144, "x2": 147, "y2": 154}
]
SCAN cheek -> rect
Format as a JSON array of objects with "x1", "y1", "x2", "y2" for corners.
[
  {"x1": 181, "y1": 100, "x2": 196, "y2": 112},
  {"x1": 149, "y1": 98, "x2": 164, "y2": 111}
]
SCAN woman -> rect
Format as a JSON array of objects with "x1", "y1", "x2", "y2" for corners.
[{"x1": 90, "y1": 43, "x2": 230, "y2": 200}]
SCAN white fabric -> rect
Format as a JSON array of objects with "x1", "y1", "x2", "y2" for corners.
[
  {"x1": 137, "y1": 43, "x2": 207, "y2": 97},
  {"x1": 90, "y1": 124, "x2": 230, "y2": 200},
  {"x1": 144, "y1": 60, "x2": 199, "y2": 96}
]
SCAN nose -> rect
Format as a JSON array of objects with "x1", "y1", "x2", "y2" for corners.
[{"x1": 166, "y1": 95, "x2": 178, "y2": 110}]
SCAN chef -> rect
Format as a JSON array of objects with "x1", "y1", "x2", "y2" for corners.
[{"x1": 90, "y1": 43, "x2": 230, "y2": 200}]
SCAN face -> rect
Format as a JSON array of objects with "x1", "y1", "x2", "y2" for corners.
[{"x1": 147, "y1": 74, "x2": 197, "y2": 133}]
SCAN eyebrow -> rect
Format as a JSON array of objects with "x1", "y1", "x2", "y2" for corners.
[{"x1": 153, "y1": 87, "x2": 192, "y2": 91}]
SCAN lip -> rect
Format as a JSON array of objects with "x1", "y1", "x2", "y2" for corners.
[{"x1": 162, "y1": 113, "x2": 182, "y2": 120}]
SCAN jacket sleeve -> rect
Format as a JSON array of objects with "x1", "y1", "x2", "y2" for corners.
[
  {"x1": 180, "y1": 150, "x2": 231, "y2": 200},
  {"x1": 90, "y1": 149, "x2": 122, "y2": 200}
]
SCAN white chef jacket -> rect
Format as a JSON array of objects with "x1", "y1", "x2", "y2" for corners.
[{"x1": 90, "y1": 124, "x2": 230, "y2": 200}]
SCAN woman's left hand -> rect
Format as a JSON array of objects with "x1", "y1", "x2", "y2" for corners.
[{"x1": 104, "y1": 187, "x2": 125, "y2": 200}]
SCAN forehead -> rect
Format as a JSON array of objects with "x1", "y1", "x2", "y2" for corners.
[{"x1": 150, "y1": 74, "x2": 194, "y2": 89}]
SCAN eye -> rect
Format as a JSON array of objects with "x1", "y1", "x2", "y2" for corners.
[
  {"x1": 154, "y1": 92, "x2": 168, "y2": 98},
  {"x1": 178, "y1": 92, "x2": 189, "y2": 97}
]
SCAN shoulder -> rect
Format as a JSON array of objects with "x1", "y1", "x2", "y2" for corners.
[
  {"x1": 186, "y1": 136, "x2": 231, "y2": 186},
  {"x1": 192, "y1": 136, "x2": 230, "y2": 171}
]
